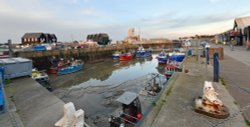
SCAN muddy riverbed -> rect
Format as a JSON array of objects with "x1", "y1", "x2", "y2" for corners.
[{"x1": 50, "y1": 55, "x2": 167, "y2": 126}]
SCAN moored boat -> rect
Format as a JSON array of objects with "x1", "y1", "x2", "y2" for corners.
[
  {"x1": 135, "y1": 47, "x2": 152, "y2": 58},
  {"x1": 32, "y1": 69, "x2": 49, "y2": 80},
  {"x1": 164, "y1": 64, "x2": 178, "y2": 78},
  {"x1": 58, "y1": 60, "x2": 84, "y2": 75},
  {"x1": 49, "y1": 66, "x2": 58, "y2": 74},
  {"x1": 119, "y1": 53, "x2": 132, "y2": 61},
  {"x1": 169, "y1": 52, "x2": 185, "y2": 62},
  {"x1": 157, "y1": 51, "x2": 168, "y2": 64},
  {"x1": 112, "y1": 51, "x2": 121, "y2": 59},
  {"x1": 32, "y1": 68, "x2": 53, "y2": 91}
]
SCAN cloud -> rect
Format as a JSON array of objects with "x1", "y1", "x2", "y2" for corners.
[
  {"x1": 80, "y1": 8, "x2": 99, "y2": 16},
  {"x1": 208, "y1": 0, "x2": 221, "y2": 3},
  {"x1": 68, "y1": 0, "x2": 79, "y2": 3},
  {"x1": 140, "y1": 10, "x2": 250, "y2": 31},
  {"x1": 0, "y1": 0, "x2": 249, "y2": 42}
]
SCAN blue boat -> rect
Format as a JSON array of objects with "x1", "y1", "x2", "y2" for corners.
[
  {"x1": 169, "y1": 53, "x2": 185, "y2": 62},
  {"x1": 135, "y1": 47, "x2": 152, "y2": 58},
  {"x1": 58, "y1": 61, "x2": 83, "y2": 75},
  {"x1": 157, "y1": 51, "x2": 168, "y2": 64}
]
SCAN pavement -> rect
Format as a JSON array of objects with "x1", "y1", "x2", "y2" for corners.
[
  {"x1": 139, "y1": 56, "x2": 246, "y2": 127},
  {"x1": 0, "y1": 111, "x2": 15, "y2": 127},
  {"x1": 215, "y1": 44, "x2": 250, "y2": 66},
  {"x1": 212, "y1": 44, "x2": 250, "y2": 121},
  {"x1": 4, "y1": 77, "x2": 65, "y2": 127}
]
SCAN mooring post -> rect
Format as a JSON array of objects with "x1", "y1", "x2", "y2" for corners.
[
  {"x1": 205, "y1": 47, "x2": 209, "y2": 64},
  {"x1": 213, "y1": 52, "x2": 219, "y2": 82}
]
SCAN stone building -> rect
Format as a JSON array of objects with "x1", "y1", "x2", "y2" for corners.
[{"x1": 124, "y1": 28, "x2": 140, "y2": 44}]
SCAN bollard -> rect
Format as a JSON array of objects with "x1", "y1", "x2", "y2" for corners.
[
  {"x1": 206, "y1": 47, "x2": 209, "y2": 64},
  {"x1": 213, "y1": 52, "x2": 219, "y2": 82},
  {"x1": 55, "y1": 102, "x2": 88, "y2": 127}
]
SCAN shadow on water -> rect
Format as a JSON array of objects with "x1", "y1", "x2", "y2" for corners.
[{"x1": 50, "y1": 54, "x2": 166, "y2": 127}]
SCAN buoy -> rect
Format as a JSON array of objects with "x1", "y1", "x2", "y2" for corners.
[{"x1": 137, "y1": 114, "x2": 142, "y2": 119}]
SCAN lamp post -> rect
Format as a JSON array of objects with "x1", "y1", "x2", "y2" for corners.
[
  {"x1": 205, "y1": 43, "x2": 210, "y2": 79},
  {"x1": 7, "y1": 39, "x2": 13, "y2": 57}
]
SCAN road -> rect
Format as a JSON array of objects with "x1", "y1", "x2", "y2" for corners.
[{"x1": 213, "y1": 44, "x2": 250, "y2": 121}]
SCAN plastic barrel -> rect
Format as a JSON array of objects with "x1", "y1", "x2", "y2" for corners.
[{"x1": 188, "y1": 49, "x2": 192, "y2": 56}]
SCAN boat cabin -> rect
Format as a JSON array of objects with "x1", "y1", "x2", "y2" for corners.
[
  {"x1": 165, "y1": 64, "x2": 178, "y2": 77},
  {"x1": 110, "y1": 92, "x2": 142, "y2": 127}
]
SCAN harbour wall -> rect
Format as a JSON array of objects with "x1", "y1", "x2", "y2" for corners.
[{"x1": 14, "y1": 44, "x2": 138, "y2": 70}]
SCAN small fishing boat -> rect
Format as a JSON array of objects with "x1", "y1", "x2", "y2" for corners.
[
  {"x1": 109, "y1": 92, "x2": 142, "y2": 127},
  {"x1": 49, "y1": 60, "x2": 64, "y2": 74},
  {"x1": 49, "y1": 66, "x2": 58, "y2": 74},
  {"x1": 169, "y1": 52, "x2": 185, "y2": 62},
  {"x1": 58, "y1": 60, "x2": 83, "y2": 75},
  {"x1": 135, "y1": 47, "x2": 152, "y2": 58},
  {"x1": 119, "y1": 53, "x2": 132, "y2": 61},
  {"x1": 164, "y1": 64, "x2": 178, "y2": 78},
  {"x1": 32, "y1": 69, "x2": 53, "y2": 91},
  {"x1": 32, "y1": 68, "x2": 49, "y2": 81},
  {"x1": 156, "y1": 51, "x2": 168, "y2": 64},
  {"x1": 112, "y1": 51, "x2": 121, "y2": 59}
]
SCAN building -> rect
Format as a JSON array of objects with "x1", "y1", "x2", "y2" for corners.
[
  {"x1": 133, "y1": 38, "x2": 173, "y2": 48},
  {"x1": 233, "y1": 16, "x2": 250, "y2": 46},
  {"x1": 128, "y1": 28, "x2": 135, "y2": 37},
  {"x1": 44, "y1": 33, "x2": 57, "y2": 43},
  {"x1": 86, "y1": 33, "x2": 110, "y2": 45},
  {"x1": 21, "y1": 33, "x2": 57, "y2": 45},
  {"x1": 124, "y1": 28, "x2": 140, "y2": 44}
]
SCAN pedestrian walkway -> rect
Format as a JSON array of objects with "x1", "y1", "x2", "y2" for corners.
[
  {"x1": 5, "y1": 77, "x2": 65, "y2": 127},
  {"x1": 140, "y1": 56, "x2": 246, "y2": 127},
  {"x1": 213, "y1": 44, "x2": 250, "y2": 66},
  {"x1": 220, "y1": 55, "x2": 250, "y2": 121},
  {"x1": 211, "y1": 43, "x2": 250, "y2": 121},
  {"x1": 0, "y1": 112, "x2": 14, "y2": 127}
]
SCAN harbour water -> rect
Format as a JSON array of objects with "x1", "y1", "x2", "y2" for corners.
[{"x1": 50, "y1": 54, "x2": 166, "y2": 126}]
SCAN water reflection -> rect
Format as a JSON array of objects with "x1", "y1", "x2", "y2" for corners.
[{"x1": 50, "y1": 55, "x2": 159, "y2": 89}]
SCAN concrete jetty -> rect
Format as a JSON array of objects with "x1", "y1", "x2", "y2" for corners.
[
  {"x1": 5, "y1": 77, "x2": 64, "y2": 127},
  {"x1": 139, "y1": 56, "x2": 246, "y2": 127}
]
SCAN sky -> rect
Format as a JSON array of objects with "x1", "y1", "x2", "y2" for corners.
[{"x1": 0, "y1": 0, "x2": 250, "y2": 43}]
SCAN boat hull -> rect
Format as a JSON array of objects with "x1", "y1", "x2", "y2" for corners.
[
  {"x1": 135, "y1": 51, "x2": 152, "y2": 58},
  {"x1": 58, "y1": 64, "x2": 83, "y2": 75},
  {"x1": 49, "y1": 67, "x2": 58, "y2": 74},
  {"x1": 169, "y1": 53, "x2": 185, "y2": 62},
  {"x1": 157, "y1": 57, "x2": 167, "y2": 63},
  {"x1": 112, "y1": 54, "x2": 120, "y2": 59},
  {"x1": 119, "y1": 55, "x2": 132, "y2": 61}
]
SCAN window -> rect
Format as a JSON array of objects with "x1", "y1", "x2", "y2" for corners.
[
  {"x1": 28, "y1": 38, "x2": 30, "y2": 42},
  {"x1": 24, "y1": 38, "x2": 27, "y2": 42},
  {"x1": 31, "y1": 38, "x2": 34, "y2": 41},
  {"x1": 35, "y1": 38, "x2": 38, "y2": 42}
]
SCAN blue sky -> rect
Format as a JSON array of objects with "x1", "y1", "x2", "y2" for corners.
[{"x1": 0, "y1": 0, "x2": 250, "y2": 43}]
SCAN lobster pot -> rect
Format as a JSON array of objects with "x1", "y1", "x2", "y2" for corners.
[{"x1": 0, "y1": 57, "x2": 32, "y2": 79}]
